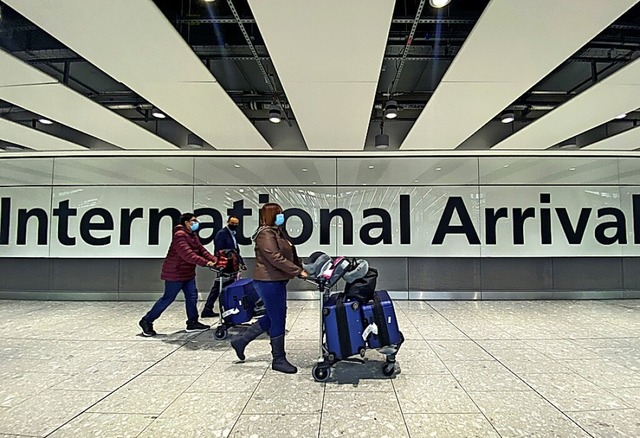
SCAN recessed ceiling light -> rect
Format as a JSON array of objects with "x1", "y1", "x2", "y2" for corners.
[
  {"x1": 504, "y1": 164, "x2": 509, "y2": 168},
  {"x1": 165, "y1": 167, "x2": 173, "y2": 172},
  {"x1": 239, "y1": 188, "x2": 244, "y2": 193},
  {"x1": 38, "y1": 118, "x2": 53, "y2": 125},
  {"x1": 500, "y1": 111, "x2": 515, "y2": 124},
  {"x1": 569, "y1": 167, "x2": 576, "y2": 171},
  {"x1": 436, "y1": 167, "x2": 442, "y2": 171},
  {"x1": 151, "y1": 108, "x2": 166, "y2": 119},
  {"x1": 414, "y1": 180, "x2": 419, "y2": 183},
  {"x1": 368, "y1": 165, "x2": 375, "y2": 169},
  {"x1": 312, "y1": 181, "x2": 317, "y2": 185},
  {"x1": 362, "y1": 183, "x2": 367, "y2": 186},
  {"x1": 614, "y1": 113, "x2": 627, "y2": 120},
  {"x1": 429, "y1": 0, "x2": 451, "y2": 8},
  {"x1": 234, "y1": 164, "x2": 240, "y2": 168},
  {"x1": 301, "y1": 168, "x2": 308, "y2": 172}
]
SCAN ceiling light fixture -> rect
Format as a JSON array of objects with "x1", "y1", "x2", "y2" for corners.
[
  {"x1": 500, "y1": 111, "x2": 515, "y2": 124},
  {"x1": 38, "y1": 118, "x2": 53, "y2": 125},
  {"x1": 429, "y1": 0, "x2": 452, "y2": 8},
  {"x1": 375, "y1": 120, "x2": 389, "y2": 150},
  {"x1": 151, "y1": 108, "x2": 166, "y2": 119},
  {"x1": 384, "y1": 100, "x2": 398, "y2": 119},
  {"x1": 614, "y1": 113, "x2": 627, "y2": 120},
  {"x1": 268, "y1": 104, "x2": 282, "y2": 124},
  {"x1": 186, "y1": 134, "x2": 204, "y2": 149}
]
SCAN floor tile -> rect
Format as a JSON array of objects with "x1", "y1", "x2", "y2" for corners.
[
  {"x1": 559, "y1": 358, "x2": 640, "y2": 389},
  {"x1": 446, "y1": 360, "x2": 530, "y2": 392},
  {"x1": 469, "y1": 391, "x2": 591, "y2": 438},
  {"x1": 0, "y1": 389, "x2": 108, "y2": 437},
  {"x1": 48, "y1": 413, "x2": 155, "y2": 438},
  {"x1": 404, "y1": 413, "x2": 500, "y2": 438},
  {"x1": 567, "y1": 409, "x2": 640, "y2": 438},
  {"x1": 53, "y1": 361, "x2": 154, "y2": 392},
  {"x1": 320, "y1": 391, "x2": 408, "y2": 438},
  {"x1": 231, "y1": 414, "x2": 320, "y2": 438},
  {"x1": 244, "y1": 374, "x2": 324, "y2": 414},
  {"x1": 88, "y1": 374, "x2": 196, "y2": 415},
  {"x1": 520, "y1": 372, "x2": 632, "y2": 412},
  {"x1": 428, "y1": 340, "x2": 494, "y2": 361},
  {"x1": 138, "y1": 392, "x2": 251, "y2": 438},
  {"x1": 393, "y1": 374, "x2": 478, "y2": 414}
]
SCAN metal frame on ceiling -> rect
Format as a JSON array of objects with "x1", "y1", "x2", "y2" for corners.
[{"x1": 0, "y1": 0, "x2": 639, "y2": 153}]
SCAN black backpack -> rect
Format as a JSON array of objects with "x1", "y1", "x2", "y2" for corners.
[{"x1": 343, "y1": 267, "x2": 378, "y2": 302}]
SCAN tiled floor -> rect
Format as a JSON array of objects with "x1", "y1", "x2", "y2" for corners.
[{"x1": 1, "y1": 299, "x2": 639, "y2": 437}]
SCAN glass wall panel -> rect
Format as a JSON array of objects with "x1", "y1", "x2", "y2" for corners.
[
  {"x1": 53, "y1": 157, "x2": 194, "y2": 185},
  {"x1": 0, "y1": 158, "x2": 53, "y2": 186},
  {"x1": 194, "y1": 157, "x2": 337, "y2": 186},
  {"x1": 337, "y1": 157, "x2": 478, "y2": 186},
  {"x1": 479, "y1": 157, "x2": 620, "y2": 185}
]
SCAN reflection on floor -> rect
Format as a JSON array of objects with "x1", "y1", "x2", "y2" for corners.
[{"x1": 0, "y1": 299, "x2": 639, "y2": 437}]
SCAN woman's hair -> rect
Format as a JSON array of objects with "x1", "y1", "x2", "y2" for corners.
[
  {"x1": 179, "y1": 212, "x2": 196, "y2": 226},
  {"x1": 259, "y1": 203, "x2": 282, "y2": 226}
]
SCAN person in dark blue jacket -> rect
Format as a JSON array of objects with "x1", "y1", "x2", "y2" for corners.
[{"x1": 201, "y1": 216, "x2": 247, "y2": 317}]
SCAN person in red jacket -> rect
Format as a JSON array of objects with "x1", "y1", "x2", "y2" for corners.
[{"x1": 139, "y1": 212, "x2": 225, "y2": 336}]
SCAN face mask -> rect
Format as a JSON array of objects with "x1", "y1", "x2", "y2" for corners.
[
  {"x1": 190, "y1": 222, "x2": 200, "y2": 232},
  {"x1": 274, "y1": 213, "x2": 285, "y2": 226},
  {"x1": 228, "y1": 224, "x2": 238, "y2": 231}
]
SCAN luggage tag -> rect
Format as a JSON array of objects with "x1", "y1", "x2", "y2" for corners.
[
  {"x1": 222, "y1": 308, "x2": 240, "y2": 318},
  {"x1": 362, "y1": 322, "x2": 378, "y2": 341}
]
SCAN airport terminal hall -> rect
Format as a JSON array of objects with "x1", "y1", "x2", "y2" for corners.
[{"x1": 2, "y1": 0, "x2": 640, "y2": 437}]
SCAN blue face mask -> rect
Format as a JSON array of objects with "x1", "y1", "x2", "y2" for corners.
[
  {"x1": 190, "y1": 221, "x2": 200, "y2": 232},
  {"x1": 274, "y1": 213, "x2": 285, "y2": 226}
]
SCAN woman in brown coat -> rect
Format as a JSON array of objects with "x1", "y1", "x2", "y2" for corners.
[{"x1": 230, "y1": 203, "x2": 308, "y2": 374}]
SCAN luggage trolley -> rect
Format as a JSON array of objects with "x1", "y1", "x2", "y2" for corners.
[
  {"x1": 208, "y1": 267, "x2": 258, "y2": 340},
  {"x1": 302, "y1": 253, "x2": 402, "y2": 383}
]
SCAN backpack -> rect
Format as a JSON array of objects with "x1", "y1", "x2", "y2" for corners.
[
  {"x1": 216, "y1": 248, "x2": 240, "y2": 274},
  {"x1": 343, "y1": 267, "x2": 378, "y2": 302}
]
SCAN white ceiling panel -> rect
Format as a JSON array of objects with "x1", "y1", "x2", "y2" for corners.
[
  {"x1": 248, "y1": 0, "x2": 394, "y2": 150},
  {"x1": 0, "y1": 118, "x2": 86, "y2": 151},
  {"x1": 402, "y1": 0, "x2": 639, "y2": 150},
  {"x1": 4, "y1": 0, "x2": 270, "y2": 150},
  {"x1": 0, "y1": 51, "x2": 176, "y2": 150},
  {"x1": 401, "y1": 82, "x2": 527, "y2": 149},
  {"x1": 494, "y1": 58, "x2": 640, "y2": 150},
  {"x1": 583, "y1": 125, "x2": 640, "y2": 151}
]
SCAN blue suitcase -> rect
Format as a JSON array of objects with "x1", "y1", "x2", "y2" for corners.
[
  {"x1": 220, "y1": 278, "x2": 256, "y2": 325},
  {"x1": 361, "y1": 290, "x2": 403, "y2": 348},
  {"x1": 323, "y1": 294, "x2": 366, "y2": 360}
]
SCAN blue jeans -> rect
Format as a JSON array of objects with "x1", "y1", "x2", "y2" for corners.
[
  {"x1": 144, "y1": 279, "x2": 199, "y2": 323},
  {"x1": 254, "y1": 280, "x2": 288, "y2": 338}
]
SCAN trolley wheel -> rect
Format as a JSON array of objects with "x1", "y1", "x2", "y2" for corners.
[
  {"x1": 382, "y1": 362, "x2": 396, "y2": 377},
  {"x1": 351, "y1": 301, "x2": 360, "y2": 310},
  {"x1": 214, "y1": 327, "x2": 228, "y2": 340},
  {"x1": 312, "y1": 365, "x2": 330, "y2": 382},
  {"x1": 359, "y1": 347, "x2": 366, "y2": 358},
  {"x1": 327, "y1": 353, "x2": 336, "y2": 363}
]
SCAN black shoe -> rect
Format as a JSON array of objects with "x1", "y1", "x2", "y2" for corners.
[
  {"x1": 139, "y1": 318, "x2": 157, "y2": 337},
  {"x1": 200, "y1": 308, "x2": 219, "y2": 318},
  {"x1": 186, "y1": 321, "x2": 210, "y2": 333}
]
